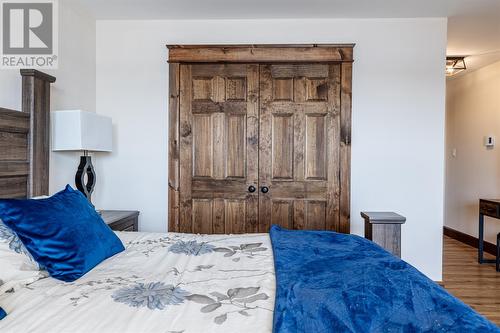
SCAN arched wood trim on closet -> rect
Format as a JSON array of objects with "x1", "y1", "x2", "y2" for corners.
[{"x1": 167, "y1": 44, "x2": 353, "y2": 234}]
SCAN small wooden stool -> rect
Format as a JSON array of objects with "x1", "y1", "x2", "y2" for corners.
[{"x1": 361, "y1": 212, "x2": 406, "y2": 258}]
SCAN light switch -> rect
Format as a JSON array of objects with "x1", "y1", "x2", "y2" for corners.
[
  {"x1": 484, "y1": 136, "x2": 495, "y2": 148},
  {"x1": 451, "y1": 148, "x2": 457, "y2": 158}
]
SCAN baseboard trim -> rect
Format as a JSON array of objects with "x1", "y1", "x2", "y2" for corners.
[{"x1": 443, "y1": 226, "x2": 497, "y2": 256}]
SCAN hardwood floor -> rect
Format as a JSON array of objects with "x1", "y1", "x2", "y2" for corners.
[{"x1": 443, "y1": 236, "x2": 500, "y2": 325}]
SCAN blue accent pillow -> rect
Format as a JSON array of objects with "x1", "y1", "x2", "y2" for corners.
[
  {"x1": 0, "y1": 185, "x2": 124, "y2": 282},
  {"x1": 0, "y1": 306, "x2": 6, "y2": 320}
]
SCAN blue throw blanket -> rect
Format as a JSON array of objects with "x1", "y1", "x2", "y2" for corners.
[{"x1": 270, "y1": 225, "x2": 499, "y2": 333}]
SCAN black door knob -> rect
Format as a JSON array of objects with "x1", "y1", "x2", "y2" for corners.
[
  {"x1": 248, "y1": 185, "x2": 256, "y2": 193},
  {"x1": 261, "y1": 186, "x2": 269, "y2": 194}
]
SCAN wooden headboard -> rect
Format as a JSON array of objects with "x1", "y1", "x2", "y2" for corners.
[{"x1": 0, "y1": 69, "x2": 56, "y2": 199}]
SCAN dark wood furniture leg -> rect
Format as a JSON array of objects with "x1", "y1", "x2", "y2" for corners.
[
  {"x1": 496, "y1": 232, "x2": 499, "y2": 272},
  {"x1": 478, "y1": 199, "x2": 498, "y2": 265},
  {"x1": 479, "y1": 212, "x2": 484, "y2": 263}
]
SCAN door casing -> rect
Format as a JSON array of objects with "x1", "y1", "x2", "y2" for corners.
[{"x1": 168, "y1": 44, "x2": 353, "y2": 234}]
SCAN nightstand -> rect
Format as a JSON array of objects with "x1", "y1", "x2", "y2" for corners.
[{"x1": 100, "y1": 210, "x2": 139, "y2": 231}]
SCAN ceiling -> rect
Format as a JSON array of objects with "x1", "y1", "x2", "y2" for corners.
[
  {"x1": 447, "y1": 10, "x2": 500, "y2": 77},
  {"x1": 73, "y1": 0, "x2": 500, "y2": 20},
  {"x1": 72, "y1": 0, "x2": 500, "y2": 75}
]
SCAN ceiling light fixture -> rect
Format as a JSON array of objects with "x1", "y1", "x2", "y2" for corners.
[{"x1": 446, "y1": 56, "x2": 467, "y2": 76}]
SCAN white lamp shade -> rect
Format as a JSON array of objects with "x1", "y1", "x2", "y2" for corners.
[{"x1": 51, "y1": 110, "x2": 112, "y2": 152}]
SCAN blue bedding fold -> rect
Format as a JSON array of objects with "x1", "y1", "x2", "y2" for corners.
[{"x1": 270, "y1": 225, "x2": 499, "y2": 333}]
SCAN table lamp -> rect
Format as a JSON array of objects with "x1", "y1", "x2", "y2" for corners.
[{"x1": 51, "y1": 110, "x2": 112, "y2": 202}]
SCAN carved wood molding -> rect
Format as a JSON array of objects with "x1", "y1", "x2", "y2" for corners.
[
  {"x1": 167, "y1": 44, "x2": 355, "y2": 63},
  {"x1": 20, "y1": 69, "x2": 56, "y2": 83}
]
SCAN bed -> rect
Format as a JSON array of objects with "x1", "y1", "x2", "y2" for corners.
[
  {"x1": 0, "y1": 70, "x2": 499, "y2": 333},
  {"x1": 1, "y1": 231, "x2": 275, "y2": 332}
]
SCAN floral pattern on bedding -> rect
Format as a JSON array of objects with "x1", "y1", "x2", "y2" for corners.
[
  {"x1": 168, "y1": 240, "x2": 216, "y2": 256},
  {"x1": 185, "y1": 286, "x2": 271, "y2": 325},
  {"x1": 0, "y1": 222, "x2": 31, "y2": 258},
  {"x1": 0, "y1": 232, "x2": 275, "y2": 333},
  {"x1": 110, "y1": 281, "x2": 271, "y2": 325},
  {"x1": 0, "y1": 220, "x2": 45, "y2": 296},
  {"x1": 112, "y1": 282, "x2": 190, "y2": 310},
  {"x1": 0, "y1": 221, "x2": 46, "y2": 271}
]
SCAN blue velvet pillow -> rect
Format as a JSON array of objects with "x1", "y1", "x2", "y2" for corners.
[
  {"x1": 0, "y1": 185, "x2": 124, "y2": 282},
  {"x1": 0, "y1": 306, "x2": 6, "y2": 320}
]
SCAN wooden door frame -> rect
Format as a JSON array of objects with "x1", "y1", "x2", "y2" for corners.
[{"x1": 167, "y1": 44, "x2": 353, "y2": 233}]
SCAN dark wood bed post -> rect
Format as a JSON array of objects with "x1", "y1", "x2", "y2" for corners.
[{"x1": 20, "y1": 69, "x2": 56, "y2": 197}]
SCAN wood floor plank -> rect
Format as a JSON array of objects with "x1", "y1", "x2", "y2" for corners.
[{"x1": 443, "y1": 236, "x2": 500, "y2": 326}]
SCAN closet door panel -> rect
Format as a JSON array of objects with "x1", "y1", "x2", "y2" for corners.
[
  {"x1": 259, "y1": 64, "x2": 342, "y2": 232},
  {"x1": 271, "y1": 114, "x2": 294, "y2": 179},
  {"x1": 179, "y1": 64, "x2": 259, "y2": 234}
]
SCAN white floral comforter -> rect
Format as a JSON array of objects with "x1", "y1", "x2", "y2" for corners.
[{"x1": 0, "y1": 232, "x2": 276, "y2": 333}]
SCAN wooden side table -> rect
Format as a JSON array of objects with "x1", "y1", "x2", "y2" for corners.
[
  {"x1": 100, "y1": 210, "x2": 139, "y2": 231},
  {"x1": 361, "y1": 212, "x2": 406, "y2": 258},
  {"x1": 478, "y1": 199, "x2": 500, "y2": 265}
]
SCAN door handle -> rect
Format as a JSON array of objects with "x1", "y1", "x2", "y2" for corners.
[
  {"x1": 261, "y1": 186, "x2": 269, "y2": 194},
  {"x1": 248, "y1": 185, "x2": 256, "y2": 193}
]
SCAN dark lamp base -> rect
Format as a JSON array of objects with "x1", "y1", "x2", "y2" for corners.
[{"x1": 75, "y1": 154, "x2": 95, "y2": 202}]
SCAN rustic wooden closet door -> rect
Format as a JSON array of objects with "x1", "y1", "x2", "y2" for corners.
[
  {"x1": 258, "y1": 64, "x2": 342, "y2": 232},
  {"x1": 179, "y1": 64, "x2": 259, "y2": 233}
]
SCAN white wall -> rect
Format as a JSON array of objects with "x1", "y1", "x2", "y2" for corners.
[
  {"x1": 96, "y1": 18, "x2": 447, "y2": 280},
  {"x1": 48, "y1": 1, "x2": 97, "y2": 194},
  {"x1": 0, "y1": 1, "x2": 96, "y2": 193},
  {"x1": 446, "y1": 60, "x2": 500, "y2": 244}
]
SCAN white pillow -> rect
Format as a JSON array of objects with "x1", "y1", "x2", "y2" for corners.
[
  {"x1": 31, "y1": 195, "x2": 49, "y2": 200},
  {"x1": 0, "y1": 219, "x2": 46, "y2": 294}
]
